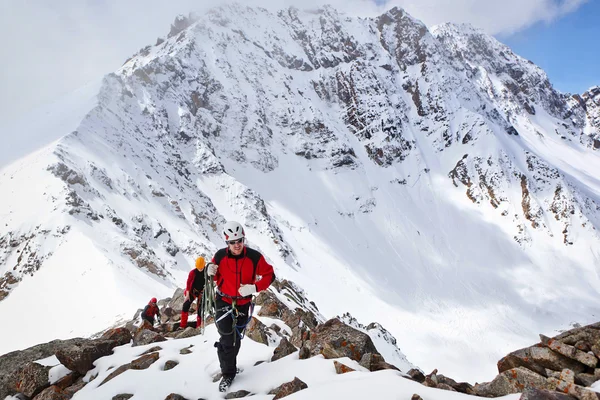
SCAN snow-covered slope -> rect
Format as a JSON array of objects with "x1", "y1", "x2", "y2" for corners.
[{"x1": 1, "y1": 5, "x2": 599, "y2": 382}]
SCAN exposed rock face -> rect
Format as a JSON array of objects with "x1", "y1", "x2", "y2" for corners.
[{"x1": 302, "y1": 318, "x2": 378, "y2": 361}]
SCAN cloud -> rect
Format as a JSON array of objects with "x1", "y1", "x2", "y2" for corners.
[
  {"x1": 382, "y1": 0, "x2": 588, "y2": 35},
  {"x1": 0, "y1": 0, "x2": 587, "y2": 124}
]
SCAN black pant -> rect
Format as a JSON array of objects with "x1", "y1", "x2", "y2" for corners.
[
  {"x1": 182, "y1": 293, "x2": 202, "y2": 313},
  {"x1": 215, "y1": 296, "x2": 251, "y2": 377}
]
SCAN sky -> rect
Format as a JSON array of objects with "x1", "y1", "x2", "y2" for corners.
[
  {"x1": 0, "y1": 0, "x2": 597, "y2": 126},
  {"x1": 501, "y1": 0, "x2": 600, "y2": 95}
]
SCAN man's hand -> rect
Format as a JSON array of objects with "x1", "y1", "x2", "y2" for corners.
[
  {"x1": 238, "y1": 284, "x2": 257, "y2": 297},
  {"x1": 183, "y1": 290, "x2": 190, "y2": 302},
  {"x1": 206, "y1": 262, "x2": 218, "y2": 276}
]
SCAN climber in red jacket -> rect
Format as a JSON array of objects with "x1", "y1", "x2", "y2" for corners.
[
  {"x1": 141, "y1": 298, "x2": 161, "y2": 326},
  {"x1": 180, "y1": 256, "x2": 207, "y2": 329},
  {"x1": 206, "y1": 220, "x2": 275, "y2": 392}
]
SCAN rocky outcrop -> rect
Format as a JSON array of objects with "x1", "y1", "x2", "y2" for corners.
[
  {"x1": 268, "y1": 377, "x2": 308, "y2": 399},
  {"x1": 300, "y1": 318, "x2": 378, "y2": 361}
]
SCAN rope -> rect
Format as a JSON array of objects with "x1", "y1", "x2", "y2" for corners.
[{"x1": 201, "y1": 263, "x2": 217, "y2": 335}]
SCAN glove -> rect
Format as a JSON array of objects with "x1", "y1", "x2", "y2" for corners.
[
  {"x1": 238, "y1": 284, "x2": 257, "y2": 297},
  {"x1": 206, "y1": 262, "x2": 218, "y2": 276}
]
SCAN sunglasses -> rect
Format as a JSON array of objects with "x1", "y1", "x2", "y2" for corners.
[{"x1": 227, "y1": 238, "x2": 244, "y2": 245}]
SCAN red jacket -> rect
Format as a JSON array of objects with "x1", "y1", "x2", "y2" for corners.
[
  {"x1": 211, "y1": 246, "x2": 275, "y2": 305},
  {"x1": 143, "y1": 303, "x2": 160, "y2": 318},
  {"x1": 185, "y1": 268, "x2": 205, "y2": 297}
]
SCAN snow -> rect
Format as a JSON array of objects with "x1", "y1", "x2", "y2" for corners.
[
  {"x1": 60, "y1": 324, "x2": 520, "y2": 400},
  {"x1": 1, "y1": 3, "x2": 600, "y2": 390}
]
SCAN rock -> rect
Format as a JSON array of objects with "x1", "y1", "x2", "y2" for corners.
[
  {"x1": 411, "y1": 395, "x2": 423, "y2": 400},
  {"x1": 333, "y1": 360, "x2": 355, "y2": 374},
  {"x1": 307, "y1": 318, "x2": 378, "y2": 361},
  {"x1": 575, "y1": 372, "x2": 599, "y2": 387},
  {"x1": 246, "y1": 317, "x2": 270, "y2": 345},
  {"x1": 53, "y1": 372, "x2": 80, "y2": 390},
  {"x1": 179, "y1": 345, "x2": 193, "y2": 355},
  {"x1": 298, "y1": 345, "x2": 310, "y2": 360},
  {"x1": 62, "y1": 380, "x2": 86, "y2": 397},
  {"x1": 437, "y1": 374, "x2": 474, "y2": 394},
  {"x1": 10, "y1": 362, "x2": 52, "y2": 398},
  {"x1": 268, "y1": 377, "x2": 308, "y2": 399},
  {"x1": 174, "y1": 327, "x2": 201, "y2": 340},
  {"x1": 100, "y1": 353, "x2": 159, "y2": 386},
  {"x1": 520, "y1": 387, "x2": 577, "y2": 400},
  {"x1": 164, "y1": 361, "x2": 179, "y2": 371},
  {"x1": 406, "y1": 368, "x2": 426, "y2": 383},
  {"x1": 99, "y1": 364, "x2": 131, "y2": 386},
  {"x1": 55, "y1": 339, "x2": 118, "y2": 375},
  {"x1": 498, "y1": 346, "x2": 587, "y2": 376},
  {"x1": 100, "y1": 328, "x2": 133, "y2": 346},
  {"x1": 359, "y1": 353, "x2": 399, "y2": 372},
  {"x1": 140, "y1": 346, "x2": 163, "y2": 355},
  {"x1": 272, "y1": 337, "x2": 297, "y2": 362},
  {"x1": 33, "y1": 385, "x2": 70, "y2": 400},
  {"x1": 540, "y1": 335, "x2": 598, "y2": 368},
  {"x1": 131, "y1": 352, "x2": 160, "y2": 369},
  {"x1": 0, "y1": 338, "x2": 84, "y2": 400},
  {"x1": 112, "y1": 395, "x2": 134, "y2": 400},
  {"x1": 437, "y1": 383, "x2": 457, "y2": 391},
  {"x1": 225, "y1": 390, "x2": 252, "y2": 399},
  {"x1": 560, "y1": 369, "x2": 576, "y2": 384},
  {"x1": 133, "y1": 329, "x2": 167, "y2": 346},
  {"x1": 548, "y1": 378, "x2": 600, "y2": 400},
  {"x1": 257, "y1": 291, "x2": 286, "y2": 318},
  {"x1": 164, "y1": 394, "x2": 188, "y2": 400},
  {"x1": 473, "y1": 367, "x2": 552, "y2": 397}
]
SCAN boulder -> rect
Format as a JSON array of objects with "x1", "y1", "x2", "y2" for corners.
[
  {"x1": 56, "y1": 339, "x2": 119, "y2": 375},
  {"x1": 498, "y1": 346, "x2": 587, "y2": 376},
  {"x1": 33, "y1": 385, "x2": 70, "y2": 400},
  {"x1": 406, "y1": 368, "x2": 426, "y2": 383},
  {"x1": 132, "y1": 329, "x2": 166, "y2": 346},
  {"x1": 268, "y1": 377, "x2": 308, "y2": 399},
  {"x1": 100, "y1": 328, "x2": 132, "y2": 346},
  {"x1": 271, "y1": 337, "x2": 297, "y2": 362},
  {"x1": 225, "y1": 390, "x2": 252, "y2": 399},
  {"x1": 520, "y1": 387, "x2": 577, "y2": 400},
  {"x1": 246, "y1": 317, "x2": 269, "y2": 345},
  {"x1": 540, "y1": 335, "x2": 597, "y2": 368},
  {"x1": 305, "y1": 318, "x2": 378, "y2": 361},
  {"x1": 359, "y1": 353, "x2": 399, "y2": 372},
  {"x1": 10, "y1": 362, "x2": 52, "y2": 398},
  {"x1": 474, "y1": 367, "x2": 552, "y2": 397},
  {"x1": 0, "y1": 338, "x2": 85, "y2": 399},
  {"x1": 333, "y1": 360, "x2": 355, "y2": 374}
]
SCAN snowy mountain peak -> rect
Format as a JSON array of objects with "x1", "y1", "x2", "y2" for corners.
[{"x1": 1, "y1": 4, "x2": 599, "y2": 383}]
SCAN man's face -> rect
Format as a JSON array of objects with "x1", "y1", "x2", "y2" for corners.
[{"x1": 227, "y1": 238, "x2": 244, "y2": 255}]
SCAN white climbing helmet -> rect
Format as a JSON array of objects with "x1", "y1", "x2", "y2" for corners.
[{"x1": 222, "y1": 221, "x2": 245, "y2": 242}]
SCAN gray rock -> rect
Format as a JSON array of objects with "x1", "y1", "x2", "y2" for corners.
[
  {"x1": 474, "y1": 367, "x2": 551, "y2": 397},
  {"x1": 0, "y1": 338, "x2": 84, "y2": 400},
  {"x1": 56, "y1": 339, "x2": 119, "y2": 375},
  {"x1": 33, "y1": 385, "x2": 70, "y2": 400},
  {"x1": 225, "y1": 390, "x2": 252, "y2": 399},
  {"x1": 306, "y1": 318, "x2": 378, "y2": 361},
  {"x1": 268, "y1": 377, "x2": 308, "y2": 399},
  {"x1": 132, "y1": 329, "x2": 167, "y2": 346},
  {"x1": 520, "y1": 387, "x2": 577, "y2": 400},
  {"x1": 272, "y1": 337, "x2": 298, "y2": 362},
  {"x1": 9, "y1": 362, "x2": 52, "y2": 398},
  {"x1": 246, "y1": 317, "x2": 269, "y2": 345}
]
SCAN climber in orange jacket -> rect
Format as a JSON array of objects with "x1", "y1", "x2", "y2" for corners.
[{"x1": 180, "y1": 257, "x2": 206, "y2": 329}]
